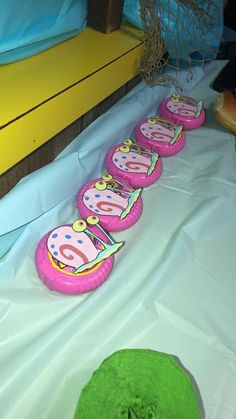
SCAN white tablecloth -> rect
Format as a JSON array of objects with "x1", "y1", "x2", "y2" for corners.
[{"x1": 0, "y1": 61, "x2": 235, "y2": 419}]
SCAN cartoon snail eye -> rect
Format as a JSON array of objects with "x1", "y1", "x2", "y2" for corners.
[
  {"x1": 147, "y1": 118, "x2": 157, "y2": 125},
  {"x1": 119, "y1": 145, "x2": 130, "y2": 153},
  {"x1": 102, "y1": 174, "x2": 113, "y2": 181},
  {"x1": 87, "y1": 216, "x2": 99, "y2": 225},
  {"x1": 123, "y1": 139, "x2": 133, "y2": 146},
  {"x1": 172, "y1": 94, "x2": 180, "y2": 103},
  {"x1": 95, "y1": 180, "x2": 107, "y2": 191},
  {"x1": 72, "y1": 219, "x2": 87, "y2": 232}
]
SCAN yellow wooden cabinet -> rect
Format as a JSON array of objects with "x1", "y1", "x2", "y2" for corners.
[{"x1": 0, "y1": 25, "x2": 143, "y2": 175}]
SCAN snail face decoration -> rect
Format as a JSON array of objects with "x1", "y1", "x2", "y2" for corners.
[
  {"x1": 112, "y1": 139, "x2": 159, "y2": 176},
  {"x1": 47, "y1": 216, "x2": 124, "y2": 274},
  {"x1": 168, "y1": 94, "x2": 203, "y2": 118},
  {"x1": 159, "y1": 94, "x2": 205, "y2": 131},
  {"x1": 82, "y1": 173, "x2": 142, "y2": 221},
  {"x1": 139, "y1": 117, "x2": 183, "y2": 145},
  {"x1": 105, "y1": 139, "x2": 163, "y2": 188}
]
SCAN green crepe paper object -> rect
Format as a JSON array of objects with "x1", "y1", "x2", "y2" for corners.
[{"x1": 74, "y1": 349, "x2": 201, "y2": 419}]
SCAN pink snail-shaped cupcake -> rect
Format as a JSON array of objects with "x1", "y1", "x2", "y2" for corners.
[
  {"x1": 35, "y1": 216, "x2": 124, "y2": 295},
  {"x1": 105, "y1": 139, "x2": 163, "y2": 188},
  {"x1": 159, "y1": 93, "x2": 205, "y2": 130},
  {"x1": 77, "y1": 174, "x2": 143, "y2": 232},
  {"x1": 134, "y1": 116, "x2": 186, "y2": 157}
]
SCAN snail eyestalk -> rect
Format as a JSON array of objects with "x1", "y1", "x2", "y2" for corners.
[
  {"x1": 172, "y1": 94, "x2": 180, "y2": 102},
  {"x1": 86, "y1": 216, "x2": 99, "y2": 226},
  {"x1": 119, "y1": 145, "x2": 130, "y2": 153},
  {"x1": 123, "y1": 139, "x2": 133, "y2": 146},
  {"x1": 147, "y1": 118, "x2": 157, "y2": 125},
  {"x1": 106, "y1": 185, "x2": 133, "y2": 195},
  {"x1": 95, "y1": 181, "x2": 107, "y2": 191},
  {"x1": 102, "y1": 174, "x2": 113, "y2": 182},
  {"x1": 110, "y1": 177, "x2": 134, "y2": 192},
  {"x1": 74, "y1": 224, "x2": 124, "y2": 273},
  {"x1": 72, "y1": 220, "x2": 87, "y2": 232}
]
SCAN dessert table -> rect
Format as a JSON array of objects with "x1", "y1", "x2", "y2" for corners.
[{"x1": 0, "y1": 61, "x2": 235, "y2": 419}]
